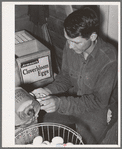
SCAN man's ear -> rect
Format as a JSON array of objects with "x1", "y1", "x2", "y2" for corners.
[{"x1": 90, "y1": 33, "x2": 97, "y2": 41}]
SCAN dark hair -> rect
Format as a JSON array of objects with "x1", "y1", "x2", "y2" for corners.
[{"x1": 64, "y1": 7, "x2": 99, "y2": 39}]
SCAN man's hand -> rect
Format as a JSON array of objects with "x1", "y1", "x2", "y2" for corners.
[
  {"x1": 31, "y1": 87, "x2": 52, "y2": 99},
  {"x1": 39, "y1": 96, "x2": 61, "y2": 113}
]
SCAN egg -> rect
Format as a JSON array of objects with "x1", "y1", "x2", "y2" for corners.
[
  {"x1": 56, "y1": 143, "x2": 64, "y2": 147},
  {"x1": 50, "y1": 142, "x2": 56, "y2": 147},
  {"x1": 40, "y1": 143, "x2": 47, "y2": 147},
  {"x1": 43, "y1": 140, "x2": 50, "y2": 145},
  {"x1": 66, "y1": 142, "x2": 74, "y2": 146},
  {"x1": 51, "y1": 136, "x2": 64, "y2": 145},
  {"x1": 33, "y1": 136, "x2": 43, "y2": 145}
]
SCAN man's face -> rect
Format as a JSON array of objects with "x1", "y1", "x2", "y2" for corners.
[{"x1": 64, "y1": 30, "x2": 92, "y2": 54}]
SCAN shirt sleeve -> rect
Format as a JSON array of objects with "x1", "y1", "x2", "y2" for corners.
[
  {"x1": 57, "y1": 60, "x2": 118, "y2": 116},
  {"x1": 46, "y1": 42, "x2": 72, "y2": 94}
]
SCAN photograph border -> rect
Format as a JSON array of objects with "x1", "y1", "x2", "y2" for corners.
[{"x1": 1, "y1": 1, "x2": 121, "y2": 148}]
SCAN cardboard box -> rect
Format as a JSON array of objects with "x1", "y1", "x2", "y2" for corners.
[{"x1": 15, "y1": 30, "x2": 53, "y2": 88}]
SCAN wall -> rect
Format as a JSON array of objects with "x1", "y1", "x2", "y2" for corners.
[
  {"x1": 99, "y1": 5, "x2": 118, "y2": 48},
  {"x1": 15, "y1": 5, "x2": 119, "y2": 73},
  {"x1": 15, "y1": 5, "x2": 33, "y2": 32},
  {"x1": 47, "y1": 5, "x2": 67, "y2": 71}
]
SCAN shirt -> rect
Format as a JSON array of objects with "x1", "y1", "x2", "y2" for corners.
[{"x1": 46, "y1": 37, "x2": 118, "y2": 143}]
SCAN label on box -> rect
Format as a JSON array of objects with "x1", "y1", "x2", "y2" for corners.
[{"x1": 20, "y1": 56, "x2": 51, "y2": 84}]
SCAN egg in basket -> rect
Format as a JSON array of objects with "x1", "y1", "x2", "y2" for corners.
[
  {"x1": 15, "y1": 87, "x2": 84, "y2": 146},
  {"x1": 15, "y1": 122, "x2": 84, "y2": 146}
]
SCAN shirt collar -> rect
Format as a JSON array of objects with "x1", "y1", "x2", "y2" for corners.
[
  {"x1": 86, "y1": 37, "x2": 101, "y2": 60},
  {"x1": 90, "y1": 37, "x2": 101, "y2": 59},
  {"x1": 66, "y1": 37, "x2": 101, "y2": 60},
  {"x1": 83, "y1": 39, "x2": 97, "y2": 60}
]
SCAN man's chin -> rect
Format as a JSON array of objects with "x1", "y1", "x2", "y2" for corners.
[{"x1": 74, "y1": 50, "x2": 82, "y2": 54}]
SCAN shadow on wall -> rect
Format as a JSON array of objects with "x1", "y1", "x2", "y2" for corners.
[{"x1": 107, "y1": 38, "x2": 118, "y2": 51}]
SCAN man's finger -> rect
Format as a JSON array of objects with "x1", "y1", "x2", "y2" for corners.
[
  {"x1": 40, "y1": 99, "x2": 51, "y2": 105},
  {"x1": 36, "y1": 95, "x2": 51, "y2": 103},
  {"x1": 46, "y1": 109, "x2": 55, "y2": 113},
  {"x1": 42, "y1": 106, "x2": 55, "y2": 113},
  {"x1": 40, "y1": 103, "x2": 55, "y2": 111}
]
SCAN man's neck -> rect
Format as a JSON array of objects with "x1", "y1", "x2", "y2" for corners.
[{"x1": 83, "y1": 39, "x2": 97, "y2": 60}]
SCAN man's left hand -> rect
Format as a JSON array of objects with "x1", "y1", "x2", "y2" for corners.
[{"x1": 39, "y1": 96, "x2": 61, "y2": 113}]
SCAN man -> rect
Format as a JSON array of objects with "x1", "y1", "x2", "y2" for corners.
[{"x1": 31, "y1": 7, "x2": 118, "y2": 144}]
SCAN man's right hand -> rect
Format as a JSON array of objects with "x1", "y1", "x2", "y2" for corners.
[{"x1": 31, "y1": 87, "x2": 52, "y2": 99}]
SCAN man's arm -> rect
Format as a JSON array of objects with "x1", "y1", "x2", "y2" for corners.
[
  {"x1": 57, "y1": 61, "x2": 117, "y2": 116},
  {"x1": 31, "y1": 42, "x2": 72, "y2": 98},
  {"x1": 45, "y1": 42, "x2": 72, "y2": 94}
]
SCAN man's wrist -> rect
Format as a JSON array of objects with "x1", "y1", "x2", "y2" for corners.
[
  {"x1": 55, "y1": 97, "x2": 61, "y2": 111},
  {"x1": 43, "y1": 87, "x2": 52, "y2": 94}
]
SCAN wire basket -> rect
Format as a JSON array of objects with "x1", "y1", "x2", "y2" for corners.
[{"x1": 15, "y1": 122, "x2": 84, "y2": 145}]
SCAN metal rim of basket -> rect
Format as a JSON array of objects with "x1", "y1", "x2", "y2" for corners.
[{"x1": 15, "y1": 122, "x2": 84, "y2": 144}]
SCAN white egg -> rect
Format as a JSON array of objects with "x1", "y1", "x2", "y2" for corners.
[
  {"x1": 40, "y1": 143, "x2": 47, "y2": 147},
  {"x1": 51, "y1": 136, "x2": 64, "y2": 144},
  {"x1": 33, "y1": 136, "x2": 43, "y2": 145},
  {"x1": 66, "y1": 142, "x2": 74, "y2": 146},
  {"x1": 50, "y1": 142, "x2": 56, "y2": 146},
  {"x1": 43, "y1": 140, "x2": 50, "y2": 145},
  {"x1": 56, "y1": 143, "x2": 64, "y2": 147}
]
